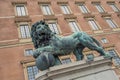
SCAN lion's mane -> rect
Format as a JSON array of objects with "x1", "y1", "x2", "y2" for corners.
[{"x1": 31, "y1": 20, "x2": 53, "y2": 49}]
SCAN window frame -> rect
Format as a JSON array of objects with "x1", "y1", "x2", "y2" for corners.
[
  {"x1": 105, "y1": 17, "x2": 118, "y2": 29},
  {"x1": 15, "y1": 4, "x2": 28, "y2": 16},
  {"x1": 40, "y1": 4, "x2": 54, "y2": 15},
  {"x1": 24, "y1": 49, "x2": 34, "y2": 56},
  {"x1": 17, "y1": 22, "x2": 32, "y2": 42},
  {"x1": 22, "y1": 62, "x2": 39, "y2": 80},
  {"x1": 101, "y1": 38, "x2": 108, "y2": 44},
  {"x1": 67, "y1": 19, "x2": 81, "y2": 32},
  {"x1": 94, "y1": 4, "x2": 105, "y2": 13},
  {"x1": 107, "y1": 49, "x2": 120, "y2": 66},
  {"x1": 47, "y1": 20, "x2": 62, "y2": 34},
  {"x1": 60, "y1": 4, "x2": 72, "y2": 14},
  {"x1": 78, "y1": 3, "x2": 90, "y2": 13},
  {"x1": 108, "y1": 3, "x2": 120, "y2": 12},
  {"x1": 87, "y1": 18, "x2": 101, "y2": 31}
]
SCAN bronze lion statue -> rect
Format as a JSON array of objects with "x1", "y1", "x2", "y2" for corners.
[{"x1": 31, "y1": 20, "x2": 107, "y2": 70}]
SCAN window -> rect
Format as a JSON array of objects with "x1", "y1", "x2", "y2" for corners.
[
  {"x1": 95, "y1": 4, "x2": 105, "y2": 13},
  {"x1": 61, "y1": 58, "x2": 71, "y2": 64},
  {"x1": 107, "y1": 49, "x2": 120, "y2": 66},
  {"x1": 88, "y1": 19, "x2": 100, "y2": 30},
  {"x1": 101, "y1": 38, "x2": 108, "y2": 43},
  {"x1": 48, "y1": 22, "x2": 60, "y2": 34},
  {"x1": 27, "y1": 66, "x2": 39, "y2": 80},
  {"x1": 68, "y1": 21, "x2": 80, "y2": 32},
  {"x1": 60, "y1": 5, "x2": 71, "y2": 14},
  {"x1": 109, "y1": 4, "x2": 120, "y2": 12},
  {"x1": 16, "y1": 5, "x2": 27, "y2": 16},
  {"x1": 25, "y1": 49, "x2": 33, "y2": 56},
  {"x1": 41, "y1": 4, "x2": 53, "y2": 15},
  {"x1": 108, "y1": 49, "x2": 117, "y2": 57},
  {"x1": 105, "y1": 18, "x2": 118, "y2": 28},
  {"x1": 79, "y1": 4, "x2": 89, "y2": 13},
  {"x1": 19, "y1": 24, "x2": 30, "y2": 38}
]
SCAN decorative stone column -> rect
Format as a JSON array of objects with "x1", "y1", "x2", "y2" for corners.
[{"x1": 35, "y1": 56, "x2": 119, "y2": 80}]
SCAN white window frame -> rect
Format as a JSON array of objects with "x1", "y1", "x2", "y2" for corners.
[
  {"x1": 109, "y1": 4, "x2": 120, "y2": 12},
  {"x1": 19, "y1": 24, "x2": 31, "y2": 38},
  {"x1": 15, "y1": 4, "x2": 28, "y2": 16},
  {"x1": 105, "y1": 18, "x2": 118, "y2": 29},
  {"x1": 79, "y1": 4, "x2": 89, "y2": 13},
  {"x1": 61, "y1": 58, "x2": 71, "y2": 64},
  {"x1": 68, "y1": 20, "x2": 81, "y2": 32},
  {"x1": 22, "y1": 62, "x2": 39, "y2": 80},
  {"x1": 41, "y1": 4, "x2": 53, "y2": 15},
  {"x1": 27, "y1": 65, "x2": 39, "y2": 80},
  {"x1": 24, "y1": 49, "x2": 33, "y2": 56},
  {"x1": 88, "y1": 19, "x2": 101, "y2": 30},
  {"x1": 48, "y1": 22, "x2": 60, "y2": 34},
  {"x1": 95, "y1": 4, "x2": 105, "y2": 13},
  {"x1": 101, "y1": 38, "x2": 108, "y2": 43},
  {"x1": 60, "y1": 4, "x2": 72, "y2": 14}
]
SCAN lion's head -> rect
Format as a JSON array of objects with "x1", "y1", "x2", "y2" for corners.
[{"x1": 31, "y1": 20, "x2": 54, "y2": 49}]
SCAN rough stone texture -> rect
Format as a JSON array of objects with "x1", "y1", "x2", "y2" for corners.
[{"x1": 36, "y1": 56, "x2": 119, "y2": 80}]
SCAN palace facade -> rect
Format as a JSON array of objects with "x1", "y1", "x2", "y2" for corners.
[{"x1": 0, "y1": 0, "x2": 120, "y2": 80}]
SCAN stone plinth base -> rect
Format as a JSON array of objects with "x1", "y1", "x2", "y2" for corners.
[{"x1": 36, "y1": 56, "x2": 119, "y2": 80}]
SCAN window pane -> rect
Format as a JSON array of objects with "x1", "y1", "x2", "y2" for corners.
[
  {"x1": 105, "y1": 19, "x2": 117, "y2": 28},
  {"x1": 20, "y1": 24, "x2": 30, "y2": 38},
  {"x1": 42, "y1": 5, "x2": 52, "y2": 15},
  {"x1": 95, "y1": 4, "x2": 105, "y2": 13},
  {"x1": 79, "y1": 4, "x2": 89, "y2": 13},
  {"x1": 101, "y1": 38, "x2": 108, "y2": 43},
  {"x1": 110, "y1": 4, "x2": 119, "y2": 12},
  {"x1": 48, "y1": 23, "x2": 60, "y2": 34},
  {"x1": 16, "y1": 5, "x2": 27, "y2": 16},
  {"x1": 20, "y1": 25, "x2": 26, "y2": 38},
  {"x1": 61, "y1": 58, "x2": 71, "y2": 64},
  {"x1": 61, "y1": 5, "x2": 71, "y2": 14},
  {"x1": 21, "y1": 6, "x2": 26, "y2": 16},
  {"x1": 69, "y1": 21, "x2": 80, "y2": 32},
  {"x1": 25, "y1": 49, "x2": 33, "y2": 56},
  {"x1": 24, "y1": 25, "x2": 30, "y2": 38},
  {"x1": 88, "y1": 20, "x2": 100, "y2": 30},
  {"x1": 27, "y1": 66, "x2": 39, "y2": 80},
  {"x1": 108, "y1": 49, "x2": 117, "y2": 57}
]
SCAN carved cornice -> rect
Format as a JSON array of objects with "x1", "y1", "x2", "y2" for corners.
[
  {"x1": 75, "y1": 1, "x2": 85, "y2": 4},
  {"x1": 20, "y1": 59, "x2": 35, "y2": 64},
  {"x1": 106, "y1": 1, "x2": 115, "y2": 4},
  {"x1": 11, "y1": 1, "x2": 27, "y2": 5},
  {"x1": 57, "y1": 1, "x2": 68, "y2": 4},
  {"x1": 38, "y1": 0, "x2": 51, "y2": 4},
  {"x1": 43, "y1": 15, "x2": 57, "y2": 21},
  {"x1": 14, "y1": 16, "x2": 31, "y2": 23},
  {"x1": 91, "y1": 1, "x2": 101, "y2": 4},
  {"x1": 64, "y1": 14, "x2": 77, "y2": 20},
  {"x1": 101, "y1": 13, "x2": 111, "y2": 17},
  {"x1": 83, "y1": 13, "x2": 95, "y2": 18}
]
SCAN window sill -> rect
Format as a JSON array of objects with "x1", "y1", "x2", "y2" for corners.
[
  {"x1": 112, "y1": 28, "x2": 120, "y2": 31},
  {"x1": 93, "y1": 30, "x2": 103, "y2": 34},
  {"x1": 19, "y1": 38, "x2": 32, "y2": 43}
]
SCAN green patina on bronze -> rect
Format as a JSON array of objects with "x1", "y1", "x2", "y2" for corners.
[{"x1": 31, "y1": 20, "x2": 107, "y2": 70}]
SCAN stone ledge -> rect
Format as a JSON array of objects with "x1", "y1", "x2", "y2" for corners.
[{"x1": 36, "y1": 56, "x2": 116, "y2": 80}]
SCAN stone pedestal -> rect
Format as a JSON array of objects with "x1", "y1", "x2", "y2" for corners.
[{"x1": 35, "y1": 56, "x2": 119, "y2": 80}]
